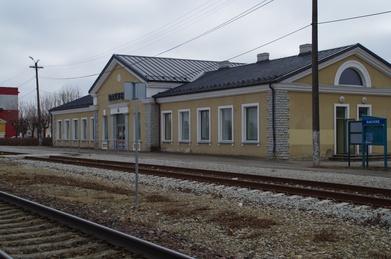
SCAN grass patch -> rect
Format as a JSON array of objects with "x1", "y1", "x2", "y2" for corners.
[
  {"x1": 145, "y1": 194, "x2": 172, "y2": 202},
  {"x1": 209, "y1": 210, "x2": 276, "y2": 229},
  {"x1": 313, "y1": 228, "x2": 339, "y2": 242}
]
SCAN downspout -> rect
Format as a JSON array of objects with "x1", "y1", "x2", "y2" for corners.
[
  {"x1": 153, "y1": 96, "x2": 161, "y2": 151},
  {"x1": 50, "y1": 113, "x2": 54, "y2": 146},
  {"x1": 268, "y1": 82, "x2": 276, "y2": 156}
]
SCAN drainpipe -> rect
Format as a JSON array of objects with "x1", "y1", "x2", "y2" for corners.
[
  {"x1": 153, "y1": 97, "x2": 161, "y2": 151},
  {"x1": 268, "y1": 82, "x2": 276, "y2": 156}
]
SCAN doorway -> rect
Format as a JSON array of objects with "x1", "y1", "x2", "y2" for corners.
[
  {"x1": 335, "y1": 105, "x2": 349, "y2": 154},
  {"x1": 116, "y1": 114, "x2": 126, "y2": 150}
]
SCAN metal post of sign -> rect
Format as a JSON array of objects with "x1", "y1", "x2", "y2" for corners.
[
  {"x1": 134, "y1": 95, "x2": 139, "y2": 208},
  {"x1": 124, "y1": 81, "x2": 146, "y2": 208}
]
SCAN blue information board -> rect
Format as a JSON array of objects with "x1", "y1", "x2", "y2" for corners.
[{"x1": 361, "y1": 116, "x2": 387, "y2": 170}]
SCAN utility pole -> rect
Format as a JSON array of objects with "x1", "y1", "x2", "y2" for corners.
[
  {"x1": 29, "y1": 56, "x2": 43, "y2": 145},
  {"x1": 312, "y1": 0, "x2": 320, "y2": 167}
]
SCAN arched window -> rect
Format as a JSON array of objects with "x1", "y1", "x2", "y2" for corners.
[
  {"x1": 334, "y1": 61, "x2": 371, "y2": 87},
  {"x1": 339, "y1": 68, "x2": 363, "y2": 86}
]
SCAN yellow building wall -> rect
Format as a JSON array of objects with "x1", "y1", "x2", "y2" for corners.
[
  {"x1": 288, "y1": 55, "x2": 391, "y2": 158},
  {"x1": 53, "y1": 111, "x2": 95, "y2": 148},
  {"x1": 96, "y1": 64, "x2": 149, "y2": 150},
  {"x1": 0, "y1": 122, "x2": 5, "y2": 138},
  {"x1": 159, "y1": 92, "x2": 268, "y2": 157},
  {"x1": 296, "y1": 56, "x2": 391, "y2": 87}
]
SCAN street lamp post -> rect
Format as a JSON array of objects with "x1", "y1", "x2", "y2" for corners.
[{"x1": 29, "y1": 56, "x2": 43, "y2": 145}]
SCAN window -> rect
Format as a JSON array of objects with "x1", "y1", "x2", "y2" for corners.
[
  {"x1": 162, "y1": 111, "x2": 172, "y2": 141},
  {"x1": 334, "y1": 60, "x2": 371, "y2": 87},
  {"x1": 218, "y1": 106, "x2": 233, "y2": 142},
  {"x1": 81, "y1": 118, "x2": 87, "y2": 140},
  {"x1": 242, "y1": 103, "x2": 259, "y2": 143},
  {"x1": 90, "y1": 117, "x2": 95, "y2": 141},
  {"x1": 197, "y1": 108, "x2": 210, "y2": 142},
  {"x1": 103, "y1": 116, "x2": 108, "y2": 140},
  {"x1": 72, "y1": 119, "x2": 78, "y2": 140},
  {"x1": 65, "y1": 120, "x2": 70, "y2": 140},
  {"x1": 339, "y1": 68, "x2": 363, "y2": 86},
  {"x1": 57, "y1": 120, "x2": 62, "y2": 140},
  {"x1": 178, "y1": 110, "x2": 190, "y2": 142}
]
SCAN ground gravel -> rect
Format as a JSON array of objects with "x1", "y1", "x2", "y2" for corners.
[{"x1": 0, "y1": 148, "x2": 391, "y2": 258}]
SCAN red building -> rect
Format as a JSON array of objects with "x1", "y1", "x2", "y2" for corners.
[{"x1": 0, "y1": 87, "x2": 19, "y2": 138}]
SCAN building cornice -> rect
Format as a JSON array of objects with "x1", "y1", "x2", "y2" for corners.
[
  {"x1": 50, "y1": 105, "x2": 97, "y2": 116},
  {"x1": 156, "y1": 85, "x2": 270, "y2": 104},
  {"x1": 275, "y1": 83, "x2": 391, "y2": 96}
]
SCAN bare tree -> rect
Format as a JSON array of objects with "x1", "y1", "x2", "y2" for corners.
[
  {"x1": 57, "y1": 84, "x2": 81, "y2": 106},
  {"x1": 18, "y1": 84, "x2": 82, "y2": 138}
]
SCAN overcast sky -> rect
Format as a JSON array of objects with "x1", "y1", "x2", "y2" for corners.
[{"x1": 1, "y1": 0, "x2": 390, "y2": 105}]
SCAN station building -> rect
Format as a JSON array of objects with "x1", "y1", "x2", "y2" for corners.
[
  {"x1": 0, "y1": 87, "x2": 18, "y2": 138},
  {"x1": 50, "y1": 43, "x2": 391, "y2": 159}
]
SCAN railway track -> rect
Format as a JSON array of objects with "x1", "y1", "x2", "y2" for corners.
[
  {"x1": 24, "y1": 155, "x2": 391, "y2": 208},
  {"x1": 0, "y1": 191, "x2": 193, "y2": 259}
]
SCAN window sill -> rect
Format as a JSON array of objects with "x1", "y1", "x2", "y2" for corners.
[
  {"x1": 241, "y1": 141, "x2": 260, "y2": 146},
  {"x1": 218, "y1": 141, "x2": 234, "y2": 147},
  {"x1": 178, "y1": 141, "x2": 191, "y2": 145}
]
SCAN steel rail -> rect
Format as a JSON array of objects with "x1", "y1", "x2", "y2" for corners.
[
  {"x1": 0, "y1": 191, "x2": 193, "y2": 259},
  {"x1": 24, "y1": 156, "x2": 391, "y2": 208},
  {"x1": 41, "y1": 156, "x2": 391, "y2": 197}
]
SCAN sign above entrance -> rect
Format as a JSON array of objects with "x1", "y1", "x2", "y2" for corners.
[
  {"x1": 124, "y1": 82, "x2": 146, "y2": 100},
  {"x1": 108, "y1": 92, "x2": 124, "y2": 101}
]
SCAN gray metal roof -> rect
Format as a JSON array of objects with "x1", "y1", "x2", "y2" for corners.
[
  {"x1": 49, "y1": 95, "x2": 93, "y2": 112},
  {"x1": 154, "y1": 44, "x2": 386, "y2": 98},
  {"x1": 114, "y1": 55, "x2": 244, "y2": 82}
]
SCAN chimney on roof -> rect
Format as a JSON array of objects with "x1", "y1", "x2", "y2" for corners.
[
  {"x1": 257, "y1": 53, "x2": 270, "y2": 62},
  {"x1": 299, "y1": 43, "x2": 312, "y2": 54},
  {"x1": 218, "y1": 60, "x2": 230, "y2": 69}
]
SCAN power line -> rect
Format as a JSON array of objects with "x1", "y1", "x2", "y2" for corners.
[
  {"x1": 19, "y1": 6, "x2": 391, "y2": 85},
  {"x1": 155, "y1": 0, "x2": 274, "y2": 57},
  {"x1": 228, "y1": 24, "x2": 311, "y2": 61},
  {"x1": 319, "y1": 10, "x2": 391, "y2": 25},
  {"x1": 44, "y1": 0, "x2": 235, "y2": 68}
]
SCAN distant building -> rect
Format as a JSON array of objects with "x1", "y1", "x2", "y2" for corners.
[
  {"x1": 50, "y1": 44, "x2": 391, "y2": 159},
  {"x1": 0, "y1": 87, "x2": 18, "y2": 138}
]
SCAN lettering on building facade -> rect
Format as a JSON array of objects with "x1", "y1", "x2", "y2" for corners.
[{"x1": 108, "y1": 92, "x2": 125, "y2": 101}]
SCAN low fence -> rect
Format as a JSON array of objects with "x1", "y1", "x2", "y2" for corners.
[{"x1": 0, "y1": 137, "x2": 52, "y2": 146}]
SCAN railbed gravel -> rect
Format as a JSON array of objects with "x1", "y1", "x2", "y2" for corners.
[{"x1": 1, "y1": 152, "x2": 391, "y2": 258}]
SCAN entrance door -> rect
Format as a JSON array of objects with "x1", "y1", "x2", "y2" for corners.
[
  {"x1": 116, "y1": 114, "x2": 126, "y2": 150},
  {"x1": 335, "y1": 105, "x2": 349, "y2": 154}
]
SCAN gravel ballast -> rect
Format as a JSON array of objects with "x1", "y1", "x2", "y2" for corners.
[{"x1": 0, "y1": 148, "x2": 391, "y2": 258}]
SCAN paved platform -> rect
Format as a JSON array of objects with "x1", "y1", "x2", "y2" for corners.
[{"x1": 1, "y1": 145, "x2": 390, "y2": 178}]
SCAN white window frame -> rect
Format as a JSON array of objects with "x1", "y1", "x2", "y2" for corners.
[
  {"x1": 333, "y1": 104, "x2": 350, "y2": 154},
  {"x1": 178, "y1": 109, "x2": 190, "y2": 143},
  {"x1": 334, "y1": 60, "x2": 371, "y2": 87},
  {"x1": 65, "y1": 119, "x2": 70, "y2": 140},
  {"x1": 57, "y1": 120, "x2": 62, "y2": 140},
  {"x1": 197, "y1": 107, "x2": 211, "y2": 143},
  {"x1": 72, "y1": 118, "x2": 79, "y2": 140},
  {"x1": 161, "y1": 110, "x2": 172, "y2": 142},
  {"x1": 218, "y1": 105, "x2": 234, "y2": 143},
  {"x1": 242, "y1": 103, "x2": 259, "y2": 144},
  {"x1": 81, "y1": 118, "x2": 87, "y2": 140},
  {"x1": 90, "y1": 117, "x2": 95, "y2": 141}
]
